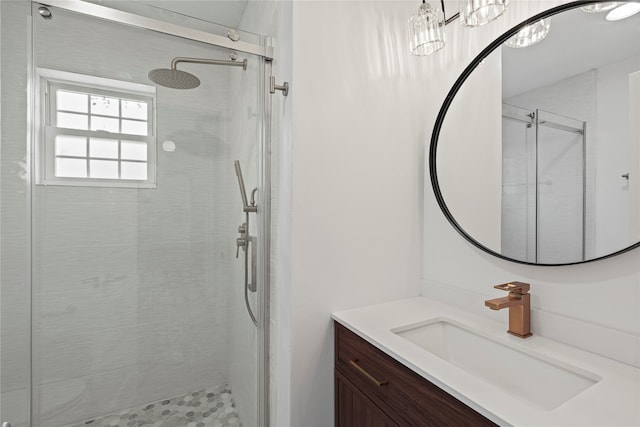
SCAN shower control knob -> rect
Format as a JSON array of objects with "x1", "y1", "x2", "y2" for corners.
[
  {"x1": 238, "y1": 224, "x2": 247, "y2": 234},
  {"x1": 236, "y1": 237, "x2": 246, "y2": 258}
]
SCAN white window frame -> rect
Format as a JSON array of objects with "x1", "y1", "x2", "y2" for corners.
[{"x1": 35, "y1": 68, "x2": 157, "y2": 188}]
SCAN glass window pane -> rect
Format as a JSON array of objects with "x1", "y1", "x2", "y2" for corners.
[
  {"x1": 89, "y1": 160, "x2": 118, "y2": 179},
  {"x1": 90, "y1": 116, "x2": 119, "y2": 133},
  {"x1": 55, "y1": 158, "x2": 87, "y2": 178},
  {"x1": 55, "y1": 135, "x2": 87, "y2": 157},
  {"x1": 90, "y1": 95, "x2": 119, "y2": 117},
  {"x1": 90, "y1": 138, "x2": 118, "y2": 159},
  {"x1": 121, "y1": 120, "x2": 147, "y2": 136},
  {"x1": 56, "y1": 90, "x2": 88, "y2": 113},
  {"x1": 122, "y1": 100, "x2": 148, "y2": 120},
  {"x1": 57, "y1": 112, "x2": 88, "y2": 130},
  {"x1": 121, "y1": 141, "x2": 147, "y2": 161},
  {"x1": 121, "y1": 161, "x2": 147, "y2": 180}
]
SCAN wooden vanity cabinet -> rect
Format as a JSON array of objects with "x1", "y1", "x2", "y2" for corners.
[{"x1": 334, "y1": 322, "x2": 497, "y2": 427}]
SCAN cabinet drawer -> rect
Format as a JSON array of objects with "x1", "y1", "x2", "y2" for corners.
[{"x1": 335, "y1": 321, "x2": 497, "y2": 427}]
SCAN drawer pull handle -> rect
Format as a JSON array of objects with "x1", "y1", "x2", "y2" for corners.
[{"x1": 349, "y1": 359, "x2": 389, "y2": 387}]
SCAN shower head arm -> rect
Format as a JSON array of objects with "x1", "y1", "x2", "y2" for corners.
[{"x1": 171, "y1": 57, "x2": 247, "y2": 71}]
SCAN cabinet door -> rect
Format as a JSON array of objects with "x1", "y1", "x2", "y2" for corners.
[{"x1": 336, "y1": 371, "x2": 398, "y2": 427}]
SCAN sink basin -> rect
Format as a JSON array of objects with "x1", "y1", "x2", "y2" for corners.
[{"x1": 392, "y1": 318, "x2": 600, "y2": 410}]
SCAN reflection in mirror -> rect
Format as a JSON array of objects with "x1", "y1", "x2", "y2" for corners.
[{"x1": 434, "y1": 2, "x2": 640, "y2": 265}]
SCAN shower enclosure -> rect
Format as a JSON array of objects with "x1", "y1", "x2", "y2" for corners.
[
  {"x1": 1, "y1": 1, "x2": 272, "y2": 426},
  {"x1": 501, "y1": 105, "x2": 586, "y2": 264}
]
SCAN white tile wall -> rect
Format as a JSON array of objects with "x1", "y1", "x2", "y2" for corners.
[{"x1": 1, "y1": 2, "x2": 32, "y2": 426}]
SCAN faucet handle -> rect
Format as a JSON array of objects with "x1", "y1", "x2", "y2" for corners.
[{"x1": 494, "y1": 281, "x2": 530, "y2": 295}]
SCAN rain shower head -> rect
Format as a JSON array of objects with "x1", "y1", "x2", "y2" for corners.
[
  {"x1": 148, "y1": 68, "x2": 200, "y2": 89},
  {"x1": 148, "y1": 56, "x2": 247, "y2": 90}
]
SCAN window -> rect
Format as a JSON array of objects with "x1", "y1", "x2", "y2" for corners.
[{"x1": 36, "y1": 69, "x2": 157, "y2": 188}]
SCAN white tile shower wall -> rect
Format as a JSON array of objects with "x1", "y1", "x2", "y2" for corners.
[
  {"x1": 24, "y1": 7, "x2": 239, "y2": 426},
  {"x1": 422, "y1": 0, "x2": 640, "y2": 368},
  {"x1": 1, "y1": 2, "x2": 32, "y2": 426}
]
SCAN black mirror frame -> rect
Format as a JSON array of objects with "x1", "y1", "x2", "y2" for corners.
[{"x1": 429, "y1": 0, "x2": 640, "y2": 266}]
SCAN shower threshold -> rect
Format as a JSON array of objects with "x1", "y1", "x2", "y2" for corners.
[{"x1": 66, "y1": 384, "x2": 242, "y2": 427}]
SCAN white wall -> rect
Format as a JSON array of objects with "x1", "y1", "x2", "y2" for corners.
[
  {"x1": 422, "y1": 0, "x2": 640, "y2": 370},
  {"x1": 595, "y1": 55, "x2": 639, "y2": 256},
  {"x1": 282, "y1": 1, "x2": 638, "y2": 426},
  {"x1": 287, "y1": 2, "x2": 431, "y2": 426},
  {"x1": 631, "y1": 71, "x2": 640, "y2": 242}
]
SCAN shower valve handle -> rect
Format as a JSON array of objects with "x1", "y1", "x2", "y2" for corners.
[{"x1": 236, "y1": 237, "x2": 246, "y2": 258}]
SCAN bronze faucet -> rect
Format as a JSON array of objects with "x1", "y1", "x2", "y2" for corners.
[{"x1": 485, "y1": 281, "x2": 532, "y2": 338}]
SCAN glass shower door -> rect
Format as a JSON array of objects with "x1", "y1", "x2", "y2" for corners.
[
  {"x1": 29, "y1": 3, "x2": 265, "y2": 426},
  {"x1": 501, "y1": 106, "x2": 586, "y2": 263},
  {"x1": 536, "y1": 109, "x2": 586, "y2": 264}
]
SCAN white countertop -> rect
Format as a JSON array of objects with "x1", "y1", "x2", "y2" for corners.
[{"x1": 332, "y1": 297, "x2": 640, "y2": 427}]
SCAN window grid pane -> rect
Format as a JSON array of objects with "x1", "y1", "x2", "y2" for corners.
[
  {"x1": 44, "y1": 73, "x2": 156, "y2": 187},
  {"x1": 55, "y1": 135, "x2": 87, "y2": 157},
  {"x1": 57, "y1": 90, "x2": 88, "y2": 113},
  {"x1": 55, "y1": 157, "x2": 88, "y2": 178},
  {"x1": 122, "y1": 100, "x2": 148, "y2": 120},
  {"x1": 57, "y1": 112, "x2": 89, "y2": 130},
  {"x1": 90, "y1": 95, "x2": 120, "y2": 117}
]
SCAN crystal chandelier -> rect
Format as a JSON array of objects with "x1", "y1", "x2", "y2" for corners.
[
  {"x1": 408, "y1": 0, "x2": 509, "y2": 56},
  {"x1": 505, "y1": 19, "x2": 551, "y2": 49},
  {"x1": 408, "y1": 1, "x2": 446, "y2": 56}
]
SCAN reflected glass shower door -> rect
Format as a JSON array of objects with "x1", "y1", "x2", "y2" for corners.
[
  {"x1": 30, "y1": 4, "x2": 265, "y2": 426},
  {"x1": 502, "y1": 105, "x2": 537, "y2": 262},
  {"x1": 536, "y1": 109, "x2": 586, "y2": 264},
  {"x1": 502, "y1": 105, "x2": 586, "y2": 263}
]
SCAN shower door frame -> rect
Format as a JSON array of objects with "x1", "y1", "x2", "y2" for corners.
[{"x1": 26, "y1": 1, "x2": 273, "y2": 426}]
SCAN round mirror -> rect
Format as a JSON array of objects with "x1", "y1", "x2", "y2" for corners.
[{"x1": 430, "y1": 1, "x2": 640, "y2": 265}]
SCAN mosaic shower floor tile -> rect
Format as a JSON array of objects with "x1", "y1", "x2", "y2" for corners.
[{"x1": 67, "y1": 384, "x2": 242, "y2": 427}]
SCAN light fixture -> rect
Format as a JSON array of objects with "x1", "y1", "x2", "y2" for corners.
[
  {"x1": 580, "y1": 2, "x2": 620, "y2": 13},
  {"x1": 460, "y1": 0, "x2": 509, "y2": 27},
  {"x1": 505, "y1": 18, "x2": 551, "y2": 48},
  {"x1": 408, "y1": 1, "x2": 446, "y2": 56},
  {"x1": 606, "y1": 2, "x2": 640, "y2": 20},
  {"x1": 408, "y1": 0, "x2": 510, "y2": 56}
]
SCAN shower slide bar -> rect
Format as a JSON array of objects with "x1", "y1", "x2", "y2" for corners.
[
  {"x1": 234, "y1": 161, "x2": 258, "y2": 326},
  {"x1": 35, "y1": 0, "x2": 274, "y2": 60}
]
